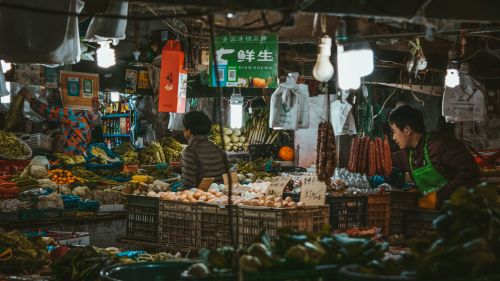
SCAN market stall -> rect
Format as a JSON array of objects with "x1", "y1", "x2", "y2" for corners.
[{"x1": 1, "y1": 1, "x2": 500, "y2": 281}]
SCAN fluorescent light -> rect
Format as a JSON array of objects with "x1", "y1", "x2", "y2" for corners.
[
  {"x1": 110, "y1": 92, "x2": 120, "y2": 102},
  {"x1": 97, "y1": 41, "x2": 116, "y2": 68},
  {"x1": 337, "y1": 44, "x2": 373, "y2": 90},
  {"x1": 1, "y1": 60, "x2": 11, "y2": 73},
  {"x1": 229, "y1": 93, "x2": 244, "y2": 129}
]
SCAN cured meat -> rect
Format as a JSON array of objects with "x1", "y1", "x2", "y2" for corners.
[
  {"x1": 368, "y1": 139, "x2": 376, "y2": 176},
  {"x1": 347, "y1": 137, "x2": 359, "y2": 172},
  {"x1": 316, "y1": 121, "x2": 336, "y2": 184},
  {"x1": 383, "y1": 135, "x2": 393, "y2": 176},
  {"x1": 374, "y1": 138, "x2": 381, "y2": 175}
]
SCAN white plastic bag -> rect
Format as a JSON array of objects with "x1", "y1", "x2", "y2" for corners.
[
  {"x1": 0, "y1": 0, "x2": 83, "y2": 64},
  {"x1": 442, "y1": 64, "x2": 486, "y2": 122},
  {"x1": 84, "y1": 0, "x2": 128, "y2": 44}
]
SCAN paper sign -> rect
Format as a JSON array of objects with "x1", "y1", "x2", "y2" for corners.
[
  {"x1": 266, "y1": 176, "x2": 292, "y2": 196},
  {"x1": 198, "y1": 178, "x2": 215, "y2": 191},
  {"x1": 223, "y1": 172, "x2": 239, "y2": 187},
  {"x1": 300, "y1": 177, "x2": 326, "y2": 206}
]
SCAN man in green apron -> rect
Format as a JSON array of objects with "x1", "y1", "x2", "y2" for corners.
[{"x1": 388, "y1": 105, "x2": 479, "y2": 209}]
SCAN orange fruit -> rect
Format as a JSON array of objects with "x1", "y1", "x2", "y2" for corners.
[{"x1": 279, "y1": 146, "x2": 294, "y2": 161}]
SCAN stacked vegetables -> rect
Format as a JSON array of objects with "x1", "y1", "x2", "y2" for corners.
[
  {"x1": 113, "y1": 142, "x2": 139, "y2": 165},
  {"x1": 210, "y1": 125, "x2": 248, "y2": 152},
  {"x1": 347, "y1": 136, "x2": 392, "y2": 177},
  {"x1": 0, "y1": 231, "x2": 50, "y2": 274},
  {"x1": 243, "y1": 110, "x2": 282, "y2": 145},
  {"x1": 52, "y1": 153, "x2": 86, "y2": 166},
  {"x1": 0, "y1": 176, "x2": 20, "y2": 199},
  {"x1": 48, "y1": 169, "x2": 83, "y2": 186},
  {"x1": 139, "y1": 141, "x2": 167, "y2": 164},
  {"x1": 0, "y1": 130, "x2": 31, "y2": 159},
  {"x1": 157, "y1": 137, "x2": 184, "y2": 161}
]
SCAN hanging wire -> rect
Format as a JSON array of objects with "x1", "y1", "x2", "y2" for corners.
[
  {"x1": 372, "y1": 69, "x2": 404, "y2": 119},
  {"x1": 208, "y1": 14, "x2": 235, "y2": 248}
]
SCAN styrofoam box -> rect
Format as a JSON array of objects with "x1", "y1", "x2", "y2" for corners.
[{"x1": 49, "y1": 231, "x2": 90, "y2": 246}]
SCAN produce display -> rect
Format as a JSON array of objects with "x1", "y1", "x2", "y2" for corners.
[
  {"x1": 210, "y1": 125, "x2": 248, "y2": 152},
  {"x1": 139, "y1": 141, "x2": 167, "y2": 164},
  {"x1": 157, "y1": 137, "x2": 184, "y2": 162},
  {"x1": 347, "y1": 136, "x2": 392, "y2": 177},
  {"x1": 88, "y1": 146, "x2": 121, "y2": 165},
  {"x1": 408, "y1": 183, "x2": 500, "y2": 279},
  {"x1": 236, "y1": 158, "x2": 278, "y2": 179},
  {"x1": 123, "y1": 176, "x2": 171, "y2": 196},
  {"x1": 316, "y1": 121, "x2": 336, "y2": 185},
  {"x1": 52, "y1": 245, "x2": 186, "y2": 281},
  {"x1": 243, "y1": 110, "x2": 282, "y2": 145},
  {"x1": 52, "y1": 153, "x2": 86, "y2": 166},
  {"x1": 0, "y1": 231, "x2": 50, "y2": 274},
  {"x1": 0, "y1": 199, "x2": 29, "y2": 212},
  {"x1": 48, "y1": 169, "x2": 83, "y2": 186},
  {"x1": 185, "y1": 229, "x2": 388, "y2": 277},
  {"x1": 0, "y1": 130, "x2": 31, "y2": 159},
  {"x1": 113, "y1": 142, "x2": 139, "y2": 165}
]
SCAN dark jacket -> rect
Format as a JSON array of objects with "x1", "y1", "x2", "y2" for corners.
[
  {"x1": 392, "y1": 132, "x2": 479, "y2": 202},
  {"x1": 181, "y1": 135, "x2": 226, "y2": 188}
]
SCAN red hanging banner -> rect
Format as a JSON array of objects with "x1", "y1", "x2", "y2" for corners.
[{"x1": 158, "y1": 40, "x2": 187, "y2": 113}]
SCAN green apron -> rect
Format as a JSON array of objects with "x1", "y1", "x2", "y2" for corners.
[{"x1": 409, "y1": 135, "x2": 449, "y2": 196}]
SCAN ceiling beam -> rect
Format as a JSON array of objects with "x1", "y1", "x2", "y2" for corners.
[{"x1": 143, "y1": 0, "x2": 500, "y2": 23}]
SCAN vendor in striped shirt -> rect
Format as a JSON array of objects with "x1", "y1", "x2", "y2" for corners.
[{"x1": 181, "y1": 111, "x2": 226, "y2": 189}]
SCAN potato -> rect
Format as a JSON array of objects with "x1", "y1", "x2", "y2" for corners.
[
  {"x1": 275, "y1": 197, "x2": 283, "y2": 204},
  {"x1": 199, "y1": 195, "x2": 207, "y2": 201},
  {"x1": 297, "y1": 202, "x2": 305, "y2": 207},
  {"x1": 282, "y1": 202, "x2": 289, "y2": 208},
  {"x1": 288, "y1": 202, "x2": 297, "y2": 208},
  {"x1": 274, "y1": 203, "x2": 283, "y2": 208},
  {"x1": 193, "y1": 193, "x2": 201, "y2": 199},
  {"x1": 258, "y1": 200, "x2": 265, "y2": 206},
  {"x1": 182, "y1": 199, "x2": 190, "y2": 203},
  {"x1": 285, "y1": 196, "x2": 293, "y2": 203},
  {"x1": 265, "y1": 200, "x2": 274, "y2": 207},
  {"x1": 215, "y1": 192, "x2": 223, "y2": 197},
  {"x1": 250, "y1": 199, "x2": 259, "y2": 206},
  {"x1": 266, "y1": 195, "x2": 275, "y2": 202},
  {"x1": 190, "y1": 198, "x2": 198, "y2": 203}
]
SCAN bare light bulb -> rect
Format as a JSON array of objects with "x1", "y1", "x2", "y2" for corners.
[
  {"x1": 313, "y1": 36, "x2": 334, "y2": 82},
  {"x1": 445, "y1": 68, "x2": 460, "y2": 88},
  {"x1": 97, "y1": 41, "x2": 116, "y2": 68},
  {"x1": 1, "y1": 60, "x2": 11, "y2": 73}
]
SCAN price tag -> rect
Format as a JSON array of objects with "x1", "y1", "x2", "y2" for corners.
[
  {"x1": 300, "y1": 176, "x2": 326, "y2": 206},
  {"x1": 198, "y1": 178, "x2": 215, "y2": 191},
  {"x1": 266, "y1": 176, "x2": 292, "y2": 196},
  {"x1": 223, "y1": 172, "x2": 239, "y2": 187}
]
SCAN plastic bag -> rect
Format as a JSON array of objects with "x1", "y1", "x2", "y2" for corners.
[
  {"x1": 0, "y1": 0, "x2": 83, "y2": 64},
  {"x1": 269, "y1": 86, "x2": 299, "y2": 130},
  {"x1": 442, "y1": 64, "x2": 486, "y2": 122},
  {"x1": 84, "y1": 0, "x2": 128, "y2": 44}
]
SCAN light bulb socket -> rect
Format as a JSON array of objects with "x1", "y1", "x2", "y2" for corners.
[{"x1": 230, "y1": 93, "x2": 244, "y2": 105}]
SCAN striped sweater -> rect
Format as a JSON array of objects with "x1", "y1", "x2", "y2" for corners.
[{"x1": 181, "y1": 135, "x2": 227, "y2": 188}]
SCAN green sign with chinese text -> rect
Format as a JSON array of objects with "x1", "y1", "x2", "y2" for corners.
[{"x1": 210, "y1": 34, "x2": 278, "y2": 88}]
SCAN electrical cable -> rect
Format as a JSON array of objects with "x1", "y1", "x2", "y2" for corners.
[
  {"x1": 201, "y1": 13, "x2": 289, "y2": 32},
  {"x1": 208, "y1": 14, "x2": 235, "y2": 248},
  {"x1": 372, "y1": 69, "x2": 403, "y2": 119}
]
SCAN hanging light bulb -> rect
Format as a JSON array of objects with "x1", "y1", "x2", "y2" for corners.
[
  {"x1": 445, "y1": 57, "x2": 460, "y2": 88},
  {"x1": 229, "y1": 92, "x2": 244, "y2": 129},
  {"x1": 96, "y1": 41, "x2": 115, "y2": 68},
  {"x1": 312, "y1": 35, "x2": 334, "y2": 82},
  {"x1": 445, "y1": 68, "x2": 460, "y2": 88},
  {"x1": 1, "y1": 60, "x2": 11, "y2": 73}
]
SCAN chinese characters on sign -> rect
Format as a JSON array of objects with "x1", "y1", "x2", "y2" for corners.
[
  {"x1": 210, "y1": 34, "x2": 278, "y2": 88},
  {"x1": 299, "y1": 177, "x2": 326, "y2": 206},
  {"x1": 266, "y1": 176, "x2": 292, "y2": 196}
]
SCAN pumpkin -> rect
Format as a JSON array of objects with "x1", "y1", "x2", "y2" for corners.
[{"x1": 279, "y1": 146, "x2": 294, "y2": 161}]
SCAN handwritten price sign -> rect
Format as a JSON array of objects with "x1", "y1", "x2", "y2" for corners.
[
  {"x1": 300, "y1": 176, "x2": 326, "y2": 206},
  {"x1": 266, "y1": 176, "x2": 292, "y2": 196}
]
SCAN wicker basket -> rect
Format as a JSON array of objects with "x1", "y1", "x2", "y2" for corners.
[
  {"x1": 20, "y1": 133, "x2": 53, "y2": 151},
  {"x1": 0, "y1": 136, "x2": 32, "y2": 160}
]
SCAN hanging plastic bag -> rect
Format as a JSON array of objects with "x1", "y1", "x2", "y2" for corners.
[
  {"x1": 84, "y1": 0, "x2": 128, "y2": 44},
  {"x1": 168, "y1": 113, "x2": 185, "y2": 131},
  {"x1": 0, "y1": 0, "x2": 83, "y2": 64},
  {"x1": 442, "y1": 63, "x2": 486, "y2": 122}
]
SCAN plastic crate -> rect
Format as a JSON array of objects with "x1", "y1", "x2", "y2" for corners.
[
  {"x1": 367, "y1": 193, "x2": 391, "y2": 236},
  {"x1": 299, "y1": 205, "x2": 330, "y2": 233},
  {"x1": 125, "y1": 195, "x2": 160, "y2": 242},
  {"x1": 0, "y1": 211, "x2": 19, "y2": 221},
  {"x1": 18, "y1": 208, "x2": 61, "y2": 221},
  {"x1": 282, "y1": 192, "x2": 300, "y2": 202},
  {"x1": 197, "y1": 204, "x2": 237, "y2": 249},
  {"x1": 403, "y1": 208, "x2": 440, "y2": 239},
  {"x1": 237, "y1": 207, "x2": 301, "y2": 247},
  {"x1": 249, "y1": 144, "x2": 279, "y2": 160},
  {"x1": 327, "y1": 195, "x2": 367, "y2": 231},
  {"x1": 159, "y1": 200, "x2": 198, "y2": 250},
  {"x1": 389, "y1": 191, "x2": 418, "y2": 234}
]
